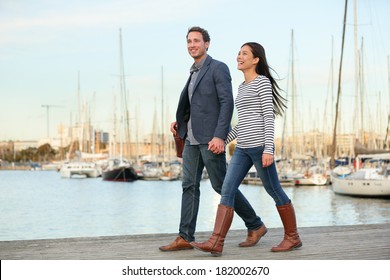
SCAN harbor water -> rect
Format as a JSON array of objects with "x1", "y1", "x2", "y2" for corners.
[{"x1": 1, "y1": 170, "x2": 390, "y2": 241}]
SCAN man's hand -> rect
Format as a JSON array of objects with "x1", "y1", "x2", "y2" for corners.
[
  {"x1": 170, "y1": 122, "x2": 177, "y2": 136},
  {"x1": 208, "y1": 137, "x2": 225, "y2": 154}
]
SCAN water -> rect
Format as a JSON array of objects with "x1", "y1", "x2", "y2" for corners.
[{"x1": 1, "y1": 170, "x2": 390, "y2": 241}]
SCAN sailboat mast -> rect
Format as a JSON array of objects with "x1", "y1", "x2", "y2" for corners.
[
  {"x1": 135, "y1": 103, "x2": 140, "y2": 162},
  {"x1": 330, "y1": 0, "x2": 348, "y2": 169},
  {"x1": 326, "y1": 36, "x2": 335, "y2": 157},
  {"x1": 353, "y1": 0, "x2": 359, "y2": 142},
  {"x1": 78, "y1": 73, "x2": 85, "y2": 153},
  {"x1": 118, "y1": 28, "x2": 132, "y2": 161},
  {"x1": 161, "y1": 65, "x2": 165, "y2": 163},
  {"x1": 118, "y1": 29, "x2": 124, "y2": 161},
  {"x1": 111, "y1": 88, "x2": 117, "y2": 158},
  {"x1": 360, "y1": 38, "x2": 365, "y2": 142},
  {"x1": 152, "y1": 97, "x2": 158, "y2": 160},
  {"x1": 384, "y1": 56, "x2": 390, "y2": 148},
  {"x1": 290, "y1": 29, "x2": 296, "y2": 170},
  {"x1": 331, "y1": 36, "x2": 334, "y2": 135},
  {"x1": 280, "y1": 40, "x2": 291, "y2": 159}
]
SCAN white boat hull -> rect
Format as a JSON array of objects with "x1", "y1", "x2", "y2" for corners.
[
  {"x1": 60, "y1": 162, "x2": 101, "y2": 178},
  {"x1": 332, "y1": 175, "x2": 390, "y2": 197},
  {"x1": 295, "y1": 174, "x2": 328, "y2": 186}
]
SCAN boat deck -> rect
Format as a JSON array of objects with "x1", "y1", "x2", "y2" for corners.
[{"x1": 1, "y1": 223, "x2": 389, "y2": 260}]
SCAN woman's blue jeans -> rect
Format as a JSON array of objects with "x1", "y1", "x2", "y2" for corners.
[
  {"x1": 221, "y1": 146, "x2": 290, "y2": 208},
  {"x1": 179, "y1": 141, "x2": 262, "y2": 242}
]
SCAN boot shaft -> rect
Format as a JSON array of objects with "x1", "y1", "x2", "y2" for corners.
[
  {"x1": 191, "y1": 204, "x2": 234, "y2": 256},
  {"x1": 272, "y1": 202, "x2": 302, "y2": 252},
  {"x1": 213, "y1": 204, "x2": 234, "y2": 236},
  {"x1": 276, "y1": 202, "x2": 298, "y2": 236}
]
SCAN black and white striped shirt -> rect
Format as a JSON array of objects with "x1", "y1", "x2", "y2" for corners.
[{"x1": 226, "y1": 75, "x2": 275, "y2": 155}]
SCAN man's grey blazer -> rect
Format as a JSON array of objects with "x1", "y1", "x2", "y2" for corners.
[{"x1": 175, "y1": 55, "x2": 234, "y2": 144}]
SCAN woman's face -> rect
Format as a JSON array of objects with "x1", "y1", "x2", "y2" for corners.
[{"x1": 237, "y1": 45, "x2": 258, "y2": 71}]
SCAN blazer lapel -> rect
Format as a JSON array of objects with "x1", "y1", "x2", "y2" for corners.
[{"x1": 193, "y1": 55, "x2": 212, "y2": 93}]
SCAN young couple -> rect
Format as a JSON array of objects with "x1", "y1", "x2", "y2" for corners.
[{"x1": 159, "y1": 26, "x2": 302, "y2": 256}]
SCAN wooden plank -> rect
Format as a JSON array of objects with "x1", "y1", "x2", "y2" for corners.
[{"x1": 0, "y1": 224, "x2": 389, "y2": 260}]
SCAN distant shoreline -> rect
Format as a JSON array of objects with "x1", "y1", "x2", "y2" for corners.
[{"x1": 0, "y1": 166, "x2": 34, "y2": 170}]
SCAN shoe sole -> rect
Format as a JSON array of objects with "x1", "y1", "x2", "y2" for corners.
[
  {"x1": 270, "y1": 242, "x2": 303, "y2": 252},
  {"x1": 191, "y1": 244, "x2": 221, "y2": 257},
  {"x1": 159, "y1": 247, "x2": 193, "y2": 252}
]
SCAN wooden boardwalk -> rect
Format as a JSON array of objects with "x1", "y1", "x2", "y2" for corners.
[{"x1": 1, "y1": 224, "x2": 389, "y2": 260}]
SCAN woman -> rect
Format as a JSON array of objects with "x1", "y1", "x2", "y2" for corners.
[{"x1": 191, "y1": 42, "x2": 302, "y2": 256}]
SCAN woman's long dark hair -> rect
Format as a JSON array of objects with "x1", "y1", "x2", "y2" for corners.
[{"x1": 242, "y1": 42, "x2": 287, "y2": 116}]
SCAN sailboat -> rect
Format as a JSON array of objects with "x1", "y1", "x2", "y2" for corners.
[
  {"x1": 102, "y1": 29, "x2": 137, "y2": 182},
  {"x1": 60, "y1": 146, "x2": 102, "y2": 178},
  {"x1": 101, "y1": 158, "x2": 137, "y2": 182},
  {"x1": 140, "y1": 98, "x2": 163, "y2": 181},
  {"x1": 277, "y1": 30, "x2": 328, "y2": 186},
  {"x1": 332, "y1": 153, "x2": 390, "y2": 196},
  {"x1": 331, "y1": 0, "x2": 390, "y2": 196},
  {"x1": 60, "y1": 73, "x2": 102, "y2": 179},
  {"x1": 60, "y1": 160, "x2": 101, "y2": 178}
]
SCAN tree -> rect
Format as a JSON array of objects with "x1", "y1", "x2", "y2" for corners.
[{"x1": 37, "y1": 143, "x2": 56, "y2": 162}]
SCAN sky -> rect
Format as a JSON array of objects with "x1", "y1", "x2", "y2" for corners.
[{"x1": 0, "y1": 0, "x2": 389, "y2": 142}]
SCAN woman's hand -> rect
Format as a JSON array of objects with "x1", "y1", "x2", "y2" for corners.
[{"x1": 262, "y1": 153, "x2": 274, "y2": 167}]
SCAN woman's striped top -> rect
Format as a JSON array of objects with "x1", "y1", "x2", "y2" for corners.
[{"x1": 226, "y1": 75, "x2": 275, "y2": 155}]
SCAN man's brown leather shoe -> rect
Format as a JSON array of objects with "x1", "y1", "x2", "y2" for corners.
[
  {"x1": 159, "y1": 236, "x2": 193, "y2": 251},
  {"x1": 239, "y1": 224, "x2": 268, "y2": 247}
]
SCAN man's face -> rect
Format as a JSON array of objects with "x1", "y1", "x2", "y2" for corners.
[{"x1": 187, "y1": 31, "x2": 209, "y2": 62}]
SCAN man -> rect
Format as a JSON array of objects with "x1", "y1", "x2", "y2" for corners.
[{"x1": 159, "y1": 26, "x2": 265, "y2": 252}]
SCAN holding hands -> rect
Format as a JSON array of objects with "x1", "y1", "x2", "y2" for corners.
[{"x1": 208, "y1": 137, "x2": 225, "y2": 154}]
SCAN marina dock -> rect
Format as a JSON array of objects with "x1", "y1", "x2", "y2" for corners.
[{"x1": 1, "y1": 223, "x2": 389, "y2": 260}]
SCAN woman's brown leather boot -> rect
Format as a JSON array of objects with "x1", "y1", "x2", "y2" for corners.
[
  {"x1": 190, "y1": 204, "x2": 234, "y2": 256},
  {"x1": 271, "y1": 202, "x2": 302, "y2": 252}
]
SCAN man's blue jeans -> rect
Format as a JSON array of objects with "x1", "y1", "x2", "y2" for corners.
[
  {"x1": 221, "y1": 146, "x2": 290, "y2": 208},
  {"x1": 179, "y1": 141, "x2": 262, "y2": 242}
]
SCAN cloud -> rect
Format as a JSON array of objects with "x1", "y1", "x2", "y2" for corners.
[
  {"x1": 0, "y1": 0, "x2": 217, "y2": 48},
  {"x1": 0, "y1": 0, "x2": 215, "y2": 30}
]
